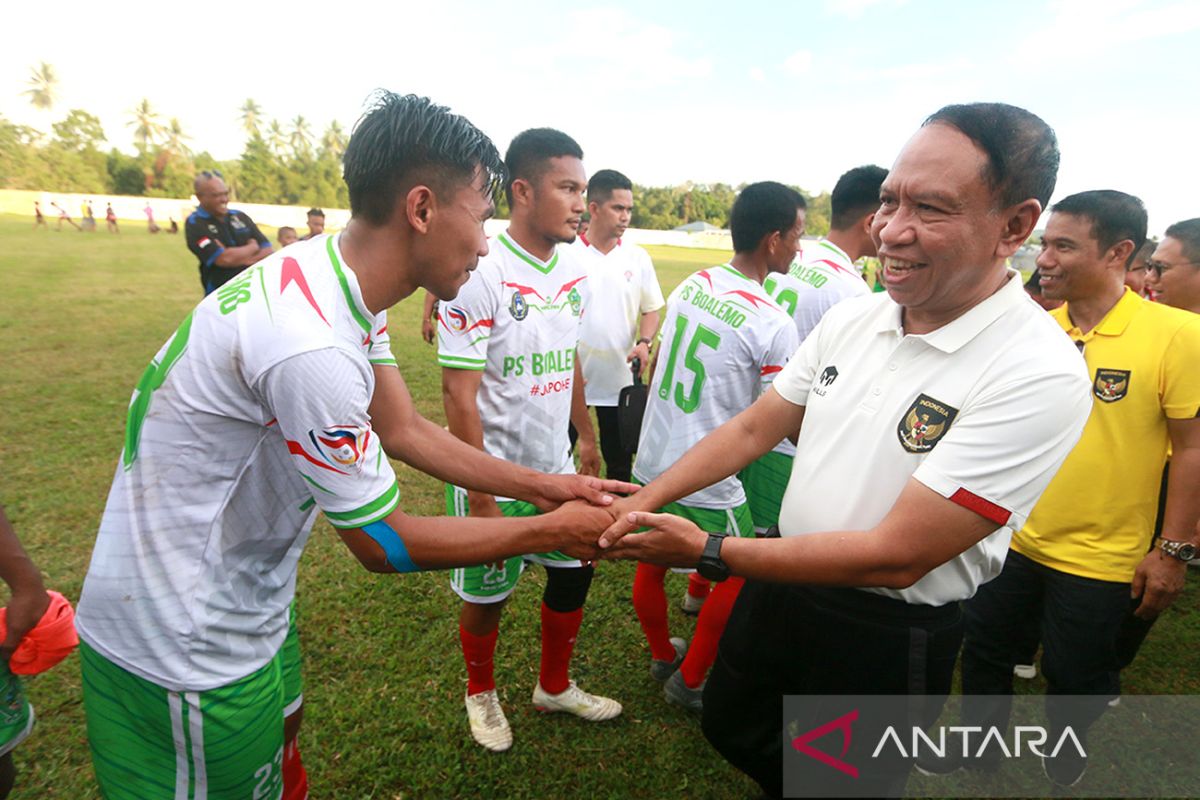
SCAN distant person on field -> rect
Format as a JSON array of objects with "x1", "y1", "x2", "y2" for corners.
[
  {"x1": 167, "y1": 218, "x2": 179, "y2": 234},
  {"x1": 1146, "y1": 218, "x2": 1200, "y2": 314},
  {"x1": 144, "y1": 203, "x2": 160, "y2": 233},
  {"x1": 577, "y1": 214, "x2": 589, "y2": 239},
  {"x1": 81, "y1": 200, "x2": 96, "y2": 232},
  {"x1": 186, "y1": 169, "x2": 273, "y2": 295},
  {"x1": 32, "y1": 202, "x2": 46, "y2": 231},
  {"x1": 301, "y1": 207, "x2": 325, "y2": 240},
  {"x1": 0, "y1": 504, "x2": 79, "y2": 800},
  {"x1": 421, "y1": 290, "x2": 438, "y2": 344},
  {"x1": 1024, "y1": 268, "x2": 1062, "y2": 310},
  {"x1": 51, "y1": 201, "x2": 80, "y2": 231},
  {"x1": 105, "y1": 203, "x2": 119, "y2": 234},
  {"x1": 278, "y1": 226, "x2": 300, "y2": 248}
]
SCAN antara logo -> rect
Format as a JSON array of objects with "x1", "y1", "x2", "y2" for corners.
[{"x1": 792, "y1": 710, "x2": 860, "y2": 778}]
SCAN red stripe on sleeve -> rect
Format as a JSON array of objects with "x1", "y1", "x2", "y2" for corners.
[
  {"x1": 760, "y1": 365, "x2": 783, "y2": 376},
  {"x1": 949, "y1": 488, "x2": 1011, "y2": 526}
]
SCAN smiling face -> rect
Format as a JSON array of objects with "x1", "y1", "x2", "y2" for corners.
[
  {"x1": 1035, "y1": 212, "x2": 1120, "y2": 302},
  {"x1": 525, "y1": 155, "x2": 587, "y2": 245},
  {"x1": 421, "y1": 168, "x2": 494, "y2": 301},
  {"x1": 196, "y1": 177, "x2": 230, "y2": 218},
  {"x1": 871, "y1": 124, "x2": 1016, "y2": 330}
]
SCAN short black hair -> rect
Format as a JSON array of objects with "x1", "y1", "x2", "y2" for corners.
[
  {"x1": 730, "y1": 181, "x2": 806, "y2": 254},
  {"x1": 278, "y1": 226, "x2": 296, "y2": 237},
  {"x1": 1051, "y1": 190, "x2": 1147, "y2": 266},
  {"x1": 306, "y1": 208, "x2": 324, "y2": 218},
  {"x1": 831, "y1": 165, "x2": 887, "y2": 230},
  {"x1": 1164, "y1": 218, "x2": 1200, "y2": 263},
  {"x1": 1129, "y1": 239, "x2": 1156, "y2": 272},
  {"x1": 587, "y1": 169, "x2": 633, "y2": 206},
  {"x1": 924, "y1": 103, "x2": 1059, "y2": 210},
  {"x1": 343, "y1": 92, "x2": 504, "y2": 226},
  {"x1": 504, "y1": 128, "x2": 583, "y2": 206}
]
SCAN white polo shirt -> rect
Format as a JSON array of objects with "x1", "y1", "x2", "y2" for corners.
[
  {"x1": 788, "y1": 239, "x2": 872, "y2": 342},
  {"x1": 771, "y1": 269, "x2": 1092, "y2": 606},
  {"x1": 573, "y1": 236, "x2": 665, "y2": 406}
]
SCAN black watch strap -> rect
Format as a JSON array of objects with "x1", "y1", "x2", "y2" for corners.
[{"x1": 697, "y1": 532, "x2": 731, "y2": 582}]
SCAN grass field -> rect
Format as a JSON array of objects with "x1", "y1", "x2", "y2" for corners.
[{"x1": 0, "y1": 214, "x2": 1197, "y2": 799}]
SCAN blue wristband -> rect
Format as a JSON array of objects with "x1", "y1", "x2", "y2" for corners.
[{"x1": 361, "y1": 520, "x2": 419, "y2": 573}]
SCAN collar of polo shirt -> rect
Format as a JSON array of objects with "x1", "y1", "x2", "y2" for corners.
[
  {"x1": 1056, "y1": 287, "x2": 1140, "y2": 342},
  {"x1": 871, "y1": 269, "x2": 1027, "y2": 353}
]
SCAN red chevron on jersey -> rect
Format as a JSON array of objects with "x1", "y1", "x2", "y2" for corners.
[
  {"x1": 815, "y1": 258, "x2": 853, "y2": 276},
  {"x1": 502, "y1": 281, "x2": 547, "y2": 302},
  {"x1": 552, "y1": 275, "x2": 588, "y2": 303},
  {"x1": 280, "y1": 257, "x2": 331, "y2": 327},
  {"x1": 286, "y1": 439, "x2": 348, "y2": 474},
  {"x1": 695, "y1": 270, "x2": 715, "y2": 292},
  {"x1": 721, "y1": 289, "x2": 775, "y2": 310}
]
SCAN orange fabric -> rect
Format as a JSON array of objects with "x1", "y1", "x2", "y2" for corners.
[{"x1": 1, "y1": 590, "x2": 79, "y2": 675}]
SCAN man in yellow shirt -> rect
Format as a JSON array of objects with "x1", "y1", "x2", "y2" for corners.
[{"x1": 950, "y1": 191, "x2": 1200, "y2": 786}]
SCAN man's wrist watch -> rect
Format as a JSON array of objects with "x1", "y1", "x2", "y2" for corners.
[
  {"x1": 697, "y1": 532, "x2": 731, "y2": 582},
  {"x1": 1156, "y1": 537, "x2": 1197, "y2": 562},
  {"x1": 636, "y1": 337, "x2": 652, "y2": 346}
]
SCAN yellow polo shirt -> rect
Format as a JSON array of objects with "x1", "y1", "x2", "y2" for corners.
[{"x1": 1011, "y1": 289, "x2": 1200, "y2": 582}]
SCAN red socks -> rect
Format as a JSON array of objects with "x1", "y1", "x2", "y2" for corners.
[
  {"x1": 460, "y1": 623, "x2": 498, "y2": 695},
  {"x1": 539, "y1": 603, "x2": 583, "y2": 694},
  {"x1": 281, "y1": 737, "x2": 309, "y2": 800},
  {"x1": 679, "y1": 576, "x2": 745, "y2": 689},
  {"x1": 686, "y1": 572, "x2": 711, "y2": 601},
  {"x1": 633, "y1": 562, "x2": 677, "y2": 661}
]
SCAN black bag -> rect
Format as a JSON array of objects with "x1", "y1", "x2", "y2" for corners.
[{"x1": 617, "y1": 358, "x2": 648, "y2": 455}]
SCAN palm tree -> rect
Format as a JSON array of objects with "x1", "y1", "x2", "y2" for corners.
[
  {"x1": 239, "y1": 98, "x2": 263, "y2": 139},
  {"x1": 289, "y1": 115, "x2": 312, "y2": 157},
  {"x1": 164, "y1": 118, "x2": 192, "y2": 158},
  {"x1": 23, "y1": 62, "x2": 59, "y2": 111},
  {"x1": 267, "y1": 119, "x2": 287, "y2": 155},
  {"x1": 321, "y1": 120, "x2": 347, "y2": 158},
  {"x1": 127, "y1": 99, "x2": 165, "y2": 151}
]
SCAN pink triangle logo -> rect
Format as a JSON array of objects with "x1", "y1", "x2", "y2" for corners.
[{"x1": 791, "y1": 709, "x2": 860, "y2": 778}]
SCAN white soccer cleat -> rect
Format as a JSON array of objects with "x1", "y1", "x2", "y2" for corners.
[
  {"x1": 465, "y1": 689, "x2": 513, "y2": 752},
  {"x1": 532, "y1": 681, "x2": 622, "y2": 721},
  {"x1": 1013, "y1": 663, "x2": 1037, "y2": 680}
]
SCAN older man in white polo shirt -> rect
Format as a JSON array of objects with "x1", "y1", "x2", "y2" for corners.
[
  {"x1": 598, "y1": 102, "x2": 1092, "y2": 798},
  {"x1": 572, "y1": 168, "x2": 664, "y2": 483}
]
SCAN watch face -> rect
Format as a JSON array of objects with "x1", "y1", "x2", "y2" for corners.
[{"x1": 1179, "y1": 544, "x2": 1197, "y2": 561}]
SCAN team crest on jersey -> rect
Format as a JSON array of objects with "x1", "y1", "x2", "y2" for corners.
[
  {"x1": 207, "y1": 224, "x2": 218, "y2": 234},
  {"x1": 897, "y1": 393, "x2": 958, "y2": 454},
  {"x1": 447, "y1": 306, "x2": 468, "y2": 332},
  {"x1": 1093, "y1": 368, "x2": 1130, "y2": 403},
  {"x1": 568, "y1": 287, "x2": 582, "y2": 316},
  {"x1": 230, "y1": 216, "x2": 246, "y2": 230},
  {"x1": 509, "y1": 290, "x2": 529, "y2": 321},
  {"x1": 309, "y1": 425, "x2": 370, "y2": 471}
]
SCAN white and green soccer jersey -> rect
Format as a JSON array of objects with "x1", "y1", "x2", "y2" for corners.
[
  {"x1": 77, "y1": 234, "x2": 400, "y2": 692},
  {"x1": 437, "y1": 231, "x2": 588, "y2": 495},
  {"x1": 762, "y1": 271, "x2": 815, "y2": 457},
  {"x1": 633, "y1": 264, "x2": 800, "y2": 509},
  {"x1": 787, "y1": 238, "x2": 871, "y2": 342}
]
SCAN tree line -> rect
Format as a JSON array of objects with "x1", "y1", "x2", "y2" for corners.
[{"x1": 1, "y1": 62, "x2": 831, "y2": 233}]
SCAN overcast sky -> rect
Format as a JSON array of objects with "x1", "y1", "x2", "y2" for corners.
[{"x1": 4, "y1": 0, "x2": 1198, "y2": 232}]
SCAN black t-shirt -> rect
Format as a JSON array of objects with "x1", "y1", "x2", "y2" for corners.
[{"x1": 185, "y1": 207, "x2": 271, "y2": 272}]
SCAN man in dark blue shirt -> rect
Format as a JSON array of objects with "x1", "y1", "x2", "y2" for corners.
[{"x1": 186, "y1": 169, "x2": 273, "y2": 294}]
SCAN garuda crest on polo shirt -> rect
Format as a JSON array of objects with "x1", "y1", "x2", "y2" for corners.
[
  {"x1": 1093, "y1": 368, "x2": 1130, "y2": 403},
  {"x1": 898, "y1": 393, "x2": 959, "y2": 454}
]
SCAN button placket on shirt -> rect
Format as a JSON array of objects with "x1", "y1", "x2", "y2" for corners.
[{"x1": 859, "y1": 333, "x2": 909, "y2": 414}]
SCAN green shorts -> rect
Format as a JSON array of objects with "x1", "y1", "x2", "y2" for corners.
[
  {"x1": 0, "y1": 662, "x2": 33, "y2": 758},
  {"x1": 281, "y1": 603, "x2": 302, "y2": 718},
  {"x1": 658, "y1": 499, "x2": 754, "y2": 574},
  {"x1": 737, "y1": 450, "x2": 794, "y2": 533},
  {"x1": 81, "y1": 641, "x2": 285, "y2": 800},
  {"x1": 445, "y1": 483, "x2": 583, "y2": 603}
]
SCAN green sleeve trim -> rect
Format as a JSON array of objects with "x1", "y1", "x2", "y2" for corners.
[
  {"x1": 369, "y1": 358, "x2": 399, "y2": 366},
  {"x1": 324, "y1": 483, "x2": 401, "y2": 527}
]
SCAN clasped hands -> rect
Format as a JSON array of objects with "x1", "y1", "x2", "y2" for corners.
[{"x1": 545, "y1": 487, "x2": 708, "y2": 568}]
